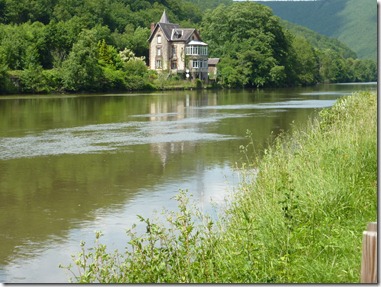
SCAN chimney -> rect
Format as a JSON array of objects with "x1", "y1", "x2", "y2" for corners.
[{"x1": 150, "y1": 22, "x2": 155, "y2": 33}]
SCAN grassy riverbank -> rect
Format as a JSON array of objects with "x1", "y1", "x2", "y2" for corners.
[{"x1": 63, "y1": 91, "x2": 377, "y2": 283}]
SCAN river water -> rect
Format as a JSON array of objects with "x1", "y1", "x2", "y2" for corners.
[{"x1": 0, "y1": 83, "x2": 376, "y2": 283}]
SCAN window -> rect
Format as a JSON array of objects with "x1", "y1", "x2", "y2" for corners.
[
  {"x1": 192, "y1": 60, "x2": 200, "y2": 69},
  {"x1": 157, "y1": 35, "x2": 161, "y2": 44},
  {"x1": 186, "y1": 45, "x2": 208, "y2": 56},
  {"x1": 203, "y1": 60, "x2": 208, "y2": 68},
  {"x1": 171, "y1": 60, "x2": 177, "y2": 69},
  {"x1": 172, "y1": 45, "x2": 177, "y2": 57},
  {"x1": 192, "y1": 60, "x2": 208, "y2": 69},
  {"x1": 157, "y1": 47, "x2": 161, "y2": 56},
  {"x1": 173, "y1": 30, "x2": 183, "y2": 39},
  {"x1": 156, "y1": 60, "x2": 162, "y2": 69}
]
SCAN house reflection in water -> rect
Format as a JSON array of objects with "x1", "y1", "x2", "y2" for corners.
[{"x1": 148, "y1": 93, "x2": 218, "y2": 168}]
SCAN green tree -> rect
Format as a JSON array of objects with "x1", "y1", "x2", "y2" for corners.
[
  {"x1": 318, "y1": 49, "x2": 346, "y2": 83},
  {"x1": 61, "y1": 29, "x2": 103, "y2": 92},
  {"x1": 0, "y1": 21, "x2": 48, "y2": 69},
  {"x1": 3, "y1": 0, "x2": 56, "y2": 24},
  {"x1": 120, "y1": 47, "x2": 150, "y2": 90},
  {"x1": 201, "y1": 2, "x2": 291, "y2": 88},
  {"x1": 111, "y1": 26, "x2": 150, "y2": 60},
  {"x1": 19, "y1": 64, "x2": 49, "y2": 93},
  {"x1": 289, "y1": 35, "x2": 320, "y2": 85},
  {"x1": 0, "y1": 59, "x2": 10, "y2": 93}
]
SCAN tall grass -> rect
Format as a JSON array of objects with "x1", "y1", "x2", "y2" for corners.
[
  {"x1": 61, "y1": 91, "x2": 377, "y2": 283},
  {"x1": 212, "y1": 91, "x2": 377, "y2": 282}
]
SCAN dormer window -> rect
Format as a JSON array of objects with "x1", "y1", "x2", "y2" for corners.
[
  {"x1": 157, "y1": 35, "x2": 162, "y2": 44},
  {"x1": 173, "y1": 29, "x2": 183, "y2": 39}
]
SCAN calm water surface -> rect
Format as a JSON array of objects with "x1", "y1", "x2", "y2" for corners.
[{"x1": 0, "y1": 83, "x2": 376, "y2": 282}]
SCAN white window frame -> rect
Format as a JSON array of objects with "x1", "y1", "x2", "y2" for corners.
[
  {"x1": 186, "y1": 45, "x2": 208, "y2": 56},
  {"x1": 156, "y1": 59, "x2": 162, "y2": 69},
  {"x1": 192, "y1": 60, "x2": 200, "y2": 69}
]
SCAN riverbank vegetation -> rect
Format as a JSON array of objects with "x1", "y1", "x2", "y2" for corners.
[
  {"x1": 61, "y1": 91, "x2": 377, "y2": 283},
  {"x1": 0, "y1": 1, "x2": 377, "y2": 94}
]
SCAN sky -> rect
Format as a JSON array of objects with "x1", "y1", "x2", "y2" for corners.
[{"x1": 235, "y1": 0, "x2": 321, "y2": 1}]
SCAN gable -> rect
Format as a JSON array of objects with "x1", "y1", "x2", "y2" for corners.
[
  {"x1": 148, "y1": 23, "x2": 179, "y2": 43},
  {"x1": 148, "y1": 23, "x2": 202, "y2": 44}
]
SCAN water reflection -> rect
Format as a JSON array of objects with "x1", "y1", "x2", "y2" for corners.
[
  {"x1": 0, "y1": 116, "x2": 239, "y2": 160},
  {"x1": 0, "y1": 83, "x2": 377, "y2": 282}
]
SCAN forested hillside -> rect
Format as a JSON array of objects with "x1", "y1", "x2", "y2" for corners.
[
  {"x1": 0, "y1": 0, "x2": 376, "y2": 94},
  {"x1": 279, "y1": 20, "x2": 356, "y2": 59},
  {"x1": 200, "y1": 2, "x2": 375, "y2": 88},
  {"x1": 258, "y1": 0, "x2": 376, "y2": 60}
]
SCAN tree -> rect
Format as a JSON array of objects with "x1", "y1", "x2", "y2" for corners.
[
  {"x1": 289, "y1": 35, "x2": 320, "y2": 85},
  {"x1": 3, "y1": 0, "x2": 56, "y2": 24},
  {"x1": 61, "y1": 29, "x2": 103, "y2": 92},
  {"x1": 201, "y1": 2, "x2": 292, "y2": 88}
]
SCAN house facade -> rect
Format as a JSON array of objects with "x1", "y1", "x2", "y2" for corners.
[{"x1": 148, "y1": 11, "x2": 209, "y2": 81}]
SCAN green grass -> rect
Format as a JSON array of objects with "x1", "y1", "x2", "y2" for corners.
[
  {"x1": 61, "y1": 91, "x2": 377, "y2": 283},
  {"x1": 214, "y1": 90, "x2": 377, "y2": 282}
]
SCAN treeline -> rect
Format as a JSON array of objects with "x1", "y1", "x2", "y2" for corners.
[
  {"x1": 200, "y1": 2, "x2": 376, "y2": 88},
  {"x1": 0, "y1": 0, "x2": 376, "y2": 94},
  {"x1": 0, "y1": 0, "x2": 203, "y2": 93}
]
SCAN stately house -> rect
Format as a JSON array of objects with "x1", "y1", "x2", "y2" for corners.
[{"x1": 148, "y1": 11, "x2": 211, "y2": 81}]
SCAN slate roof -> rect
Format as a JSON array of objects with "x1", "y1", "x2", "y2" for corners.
[
  {"x1": 159, "y1": 10, "x2": 170, "y2": 23},
  {"x1": 148, "y1": 11, "x2": 198, "y2": 43},
  {"x1": 208, "y1": 58, "x2": 220, "y2": 65}
]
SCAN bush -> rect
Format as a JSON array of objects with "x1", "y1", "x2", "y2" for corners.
[
  {"x1": 60, "y1": 190, "x2": 218, "y2": 283},
  {"x1": 196, "y1": 79, "x2": 203, "y2": 89},
  {"x1": 43, "y1": 69, "x2": 63, "y2": 92},
  {"x1": 101, "y1": 67, "x2": 126, "y2": 91},
  {"x1": 19, "y1": 65, "x2": 50, "y2": 93}
]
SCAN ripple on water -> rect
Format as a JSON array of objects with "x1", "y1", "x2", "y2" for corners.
[{"x1": 0, "y1": 114, "x2": 241, "y2": 160}]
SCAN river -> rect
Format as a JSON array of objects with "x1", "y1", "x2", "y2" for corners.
[{"x1": 0, "y1": 83, "x2": 376, "y2": 283}]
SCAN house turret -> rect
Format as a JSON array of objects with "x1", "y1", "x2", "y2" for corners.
[{"x1": 159, "y1": 10, "x2": 170, "y2": 23}]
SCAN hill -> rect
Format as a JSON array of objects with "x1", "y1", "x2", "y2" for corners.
[
  {"x1": 254, "y1": 0, "x2": 376, "y2": 60},
  {"x1": 279, "y1": 19, "x2": 357, "y2": 59}
]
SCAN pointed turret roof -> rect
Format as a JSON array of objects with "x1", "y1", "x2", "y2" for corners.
[{"x1": 159, "y1": 10, "x2": 170, "y2": 23}]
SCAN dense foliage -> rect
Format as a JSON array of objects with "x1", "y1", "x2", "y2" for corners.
[
  {"x1": 0, "y1": 0, "x2": 376, "y2": 93},
  {"x1": 201, "y1": 3, "x2": 293, "y2": 88},
  {"x1": 200, "y1": 2, "x2": 376, "y2": 88},
  {"x1": 61, "y1": 91, "x2": 377, "y2": 283},
  {"x1": 0, "y1": 0, "x2": 202, "y2": 93},
  {"x1": 279, "y1": 19, "x2": 376, "y2": 84}
]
